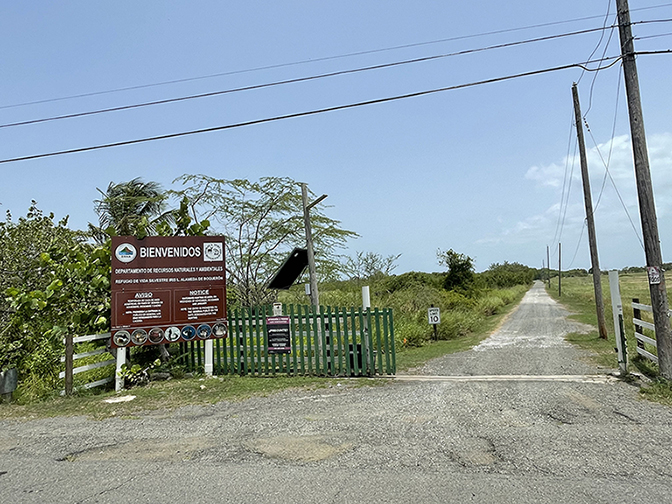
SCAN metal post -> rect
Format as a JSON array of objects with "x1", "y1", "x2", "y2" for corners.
[
  {"x1": 609, "y1": 270, "x2": 627, "y2": 375},
  {"x1": 558, "y1": 242, "x2": 562, "y2": 297},
  {"x1": 547, "y1": 245, "x2": 551, "y2": 288},
  {"x1": 301, "y1": 183, "x2": 320, "y2": 308}
]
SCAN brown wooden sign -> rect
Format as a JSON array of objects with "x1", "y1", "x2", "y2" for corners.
[{"x1": 110, "y1": 236, "x2": 227, "y2": 348}]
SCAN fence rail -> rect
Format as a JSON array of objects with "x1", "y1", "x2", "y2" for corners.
[
  {"x1": 632, "y1": 299, "x2": 659, "y2": 364},
  {"x1": 60, "y1": 332, "x2": 115, "y2": 395}
]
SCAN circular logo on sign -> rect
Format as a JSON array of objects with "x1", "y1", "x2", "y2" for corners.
[
  {"x1": 131, "y1": 329, "x2": 148, "y2": 345},
  {"x1": 113, "y1": 330, "x2": 131, "y2": 347},
  {"x1": 197, "y1": 324, "x2": 212, "y2": 339},
  {"x1": 115, "y1": 243, "x2": 137, "y2": 263},
  {"x1": 165, "y1": 326, "x2": 180, "y2": 342},
  {"x1": 148, "y1": 327, "x2": 165, "y2": 344},
  {"x1": 181, "y1": 325, "x2": 196, "y2": 341},
  {"x1": 212, "y1": 322, "x2": 228, "y2": 338},
  {"x1": 203, "y1": 242, "x2": 223, "y2": 262}
]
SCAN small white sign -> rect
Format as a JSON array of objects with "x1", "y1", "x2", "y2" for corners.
[
  {"x1": 647, "y1": 266, "x2": 662, "y2": 285},
  {"x1": 428, "y1": 307, "x2": 441, "y2": 325}
]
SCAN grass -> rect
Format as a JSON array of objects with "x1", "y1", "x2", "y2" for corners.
[
  {"x1": 395, "y1": 286, "x2": 526, "y2": 372},
  {"x1": 0, "y1": 375, "x2": 367, "y2": 421},
  {"x1": 546, "y1": 273, "x2": 672, "y2": 405},
  {"x1": 1, "y1": 284, "x2": 529, "y2": 420}
]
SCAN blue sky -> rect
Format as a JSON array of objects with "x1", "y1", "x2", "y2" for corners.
[{"x1": 1, "y1": 1, "x2": 671, "y2": 273}]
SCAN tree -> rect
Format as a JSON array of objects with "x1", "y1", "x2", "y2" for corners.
[
  {"x1": 89, "y1": 178, "x2": 173, "y2": 242},
  {"x1": 172, "y1": 175, "x2": 357, "y2": 306},
  {"x1": 344, "y1": 251, "x2": 401, "y2": 281},
  {"x1": 0, "y1": 204, "x2": 109, "y2": 398},
  {"x1": 438, "y1": 249, "x2": 475, "y2": 292}
]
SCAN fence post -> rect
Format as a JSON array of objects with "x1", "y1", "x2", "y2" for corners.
[
  {"x1": 204, "y1": 339, "x2": 214, "y2": 376},
  {"x1": 65, "y1": 333, "x2": 74, "y2": 396},
  {"x1": 633, "y1": 298, "x2": 644, "y2": 350},
  {"x1": 115, "y1": 347, "x2": 126, "y2": 392},
  {"x1": 609, "y1": 270, "x2": 628, "y2": 375}
]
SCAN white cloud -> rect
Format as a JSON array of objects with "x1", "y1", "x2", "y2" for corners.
[{"x1": 481, "y1": 133, "x2": 672, "y2": 266}]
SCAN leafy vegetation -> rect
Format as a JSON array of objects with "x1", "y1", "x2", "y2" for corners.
[
  {"x1": 171, "y1": 175, "x2": 357, "y2": 306},
  {"x1": 1, "y1": 176, "x2": 541, "y2": 407}
]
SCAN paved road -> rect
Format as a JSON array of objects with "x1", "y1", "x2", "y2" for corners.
[{"x1": 2, "y1": 282, "x2": 672, "y2": 503}]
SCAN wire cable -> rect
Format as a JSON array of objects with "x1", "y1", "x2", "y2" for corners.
[
  {"x1": 567, "y1": 221, "x2": 587, "y2": 269},
  {"x1": 551, "y1": 113, "x2": 577, "y2": 253},
  {"x1": 5, "y1": 8, "x2": 672, "y2": 111},
  {"x1": 585, "y1": 121, "x2": 646, "y2": 250},
  {"x1": 0, "y1": 25, "x2": 627, "y2": 130},
  {"x1": 2, "y1": 11, "x2": 670, "y2": 112},
  {"x1": 0, "y1": 56, "x2": 625, "y2": 165},
  {"x1": 593, "y1": 63, "x2": 623, "y2": 213},
  {"x1": 577, "y1": 0, "x2": 614, "y2": 85}
]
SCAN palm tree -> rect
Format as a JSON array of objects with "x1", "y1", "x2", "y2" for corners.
[{"x1": 89, "y1": 178, "x2": 173, "y2": 242}]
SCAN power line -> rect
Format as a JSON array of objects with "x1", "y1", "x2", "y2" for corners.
[
  {"x1": 551, "y1": 113, "x2": 577, "y2": 254},
  {"x1": 0, "y1": 55, "x2": 625, "y2": 165},
  {"x1": 2, "y1": 8, "x2": 671, "y2": 111},
  {"x1": 0, "y1": 25, "x2": 628, "y2": 130},
  {"x1": 593, "y1": 63, "x2": 623, "y2": 212},
  {"x1": 585, "y1": 120, "x2": 645, "y2": 250}
]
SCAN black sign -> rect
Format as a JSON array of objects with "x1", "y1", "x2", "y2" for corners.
[
  {"x1": 266, "y1": 316, "x2": 291, "y2": 354},
  {"x1": 266, "y1": 248, "x2": 308, "y2": 290}
]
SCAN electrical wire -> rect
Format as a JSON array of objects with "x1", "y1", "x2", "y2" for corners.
[
  {"x1": 636, "y1": 32, "x2": 672, "y2": 40},
  {"x1": 593, "y1": 64, "x2": 623, "y2": 213},
  {"x1": 551, "y1": 113, "x2": 577, "y2": 254},
  {"x1": 585, "y1": 122, "x2": 646, "y2": 250},
  {"x1": 567, "y1": 221, "x2": 587, "y2": 269},
  {"x1": 0, "y1": 55, "x2": 625, "y2": 165},
  {"x1": 0, "y1": 25, "x2": 627, "y2": 130},
  {"x1": 577, "y1": 0, "x2": 614, "y2": 85},
  {"x1": 4, "y1": 7, "x2": 672, "y2": 111}
]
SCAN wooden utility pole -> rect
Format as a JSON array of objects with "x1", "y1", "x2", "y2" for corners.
[
  {"x1": 616, "y1": 0, "x2": 672, "y2": 378},
  {"x1": 301, "y1": 183, "x2": 322, "y2": 308},
  {"x1": 547, "y1": 245, "x2": 551, "y2": 288},
  {"x1": 558, "y1": 243, "x2": 562, "y2": 297},
  {"x1": 572, "y1": 83, "x2": 609, "y2": 340}
]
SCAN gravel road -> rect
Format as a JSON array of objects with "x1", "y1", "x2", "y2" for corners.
[{"x1": 2, "y1": 281, "x2": 672, "y2": 503}]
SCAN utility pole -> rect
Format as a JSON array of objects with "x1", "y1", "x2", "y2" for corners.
[
  {"x1": 547, "y1": 245, "x2": 551, "y2": 288},
  {"x1": 572, "y1": 83, "x2": 609, "y2": 340},
  {"x1": 616, "y1": 0, "x2": 672, "y2": 378},
  {"x1": 301, "y1": 183, "x2": 325, "y2": 309},
  {"x1": 558, "y1": 242, "x2": 562, "y2": 297}
]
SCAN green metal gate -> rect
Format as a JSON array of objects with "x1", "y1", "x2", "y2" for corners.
[{"x1": 179, "y1": 304, "x2": 395, "y2": 376}]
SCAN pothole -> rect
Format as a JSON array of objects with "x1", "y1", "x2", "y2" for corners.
[
  {"x1": 62, "y1": 437, "x2": 211, "y2": 462},
  {"x1": 244, "y1": 435, "x2": 353, "y2": 462},
  {"x1": 448, "y1": 437, "x2": 500, "y2": 467}
]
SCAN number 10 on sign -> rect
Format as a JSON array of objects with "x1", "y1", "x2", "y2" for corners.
[{"x1": 428, "y1": 307, "x2": 441, "y2": 325}]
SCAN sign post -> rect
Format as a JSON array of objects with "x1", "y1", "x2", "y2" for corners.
[
  {"x1": 428, "y1": 306, "x2": 441, "y2": 341},
  {"x1": 111, "y1": 236, "x2": 227, "y2": 389}
]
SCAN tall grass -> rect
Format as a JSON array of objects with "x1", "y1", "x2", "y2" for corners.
[{"x1": 546, "y1": 272, "x2": 669, "y2": 376}]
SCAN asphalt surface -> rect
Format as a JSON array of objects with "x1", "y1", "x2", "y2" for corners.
[{"x1": 2, "y1": 281, "x2": 672, "y2": 503}]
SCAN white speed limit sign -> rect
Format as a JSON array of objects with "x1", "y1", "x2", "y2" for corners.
[{"x1": 427, "y1": 307, "x2": 441, "y2": 325}]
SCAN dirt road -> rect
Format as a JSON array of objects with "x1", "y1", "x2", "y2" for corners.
[{"x1": 2, "y1": 282, "x2": 672, "y2": 503}]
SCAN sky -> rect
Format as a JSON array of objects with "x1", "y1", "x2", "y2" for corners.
[{"x1": 1, "y1": 1, "x2": 671, "y2": 274}]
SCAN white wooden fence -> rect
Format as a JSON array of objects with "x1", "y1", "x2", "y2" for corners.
[
  {"x1": 60, "y1": 332, "x2": 115, "y2": 394},
  {"x1": 630, "y1": 301, "x2": 671, "y2": 364}
]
